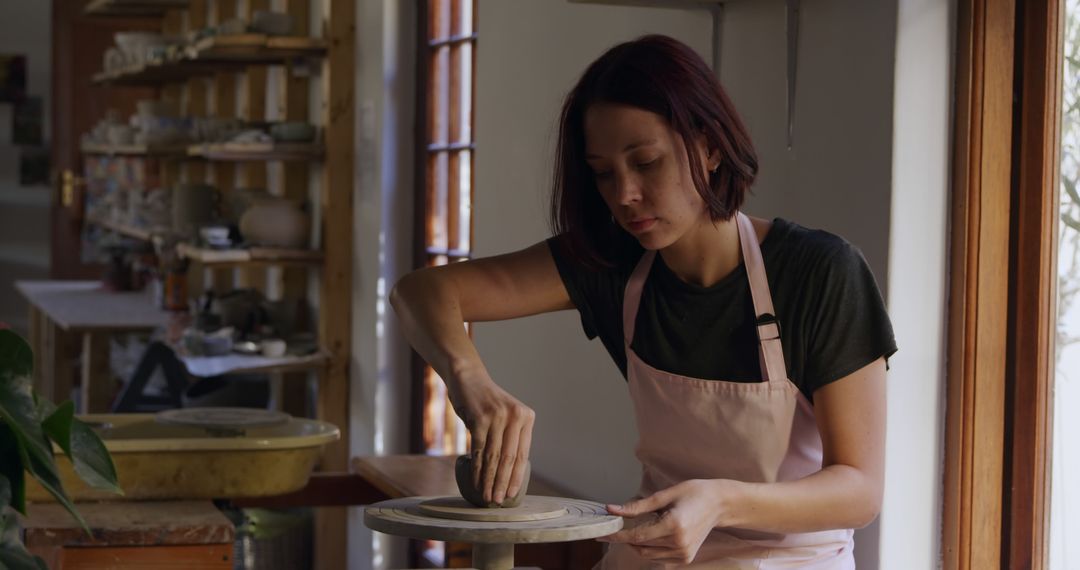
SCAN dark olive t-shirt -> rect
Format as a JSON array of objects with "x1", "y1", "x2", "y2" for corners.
[{"x1": 546, "y1": 218, "x2": 898, "y2": 401}]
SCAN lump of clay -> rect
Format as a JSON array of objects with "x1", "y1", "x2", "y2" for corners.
[{"x1": 455, "y1": 455, "x2": 530, "y2": 508}]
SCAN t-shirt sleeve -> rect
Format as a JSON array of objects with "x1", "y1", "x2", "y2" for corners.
[
  {"x1": 802, "y1": 241, "x2": 898, "y2": 394},
  {"x1": 546, "y1": 237, "x2": 601, "y2": 340}
]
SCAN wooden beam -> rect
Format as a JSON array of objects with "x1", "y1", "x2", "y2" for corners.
[
  {"x1": 236, "y1": 0, "x2": 269, "y2": 291},
  {"x1": 277, "y1": 0, "x2": 312, "y2": 421},
  {"x1": 315, "y1": 0, "x2": 354, "y2": 568},
  {"x1": 81, "y1": 332, "x2": 114, "y2": 414},
  {"x1": 159, "y1": 9, "x2": 185, "y2": 191},
  {"x1": 943, "y1": 0, "x2": 1015, "y2": 568},
  {"x1": 205, "y1": 0, "x2": 238, "y2": 293},
  {"x1": 1005, "y1": 0, "x2": 1063, "y2": 567}
]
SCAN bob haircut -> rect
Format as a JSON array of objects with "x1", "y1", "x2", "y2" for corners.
[{"x1": 550, "y1": 34, "x2": 759, "y2": 269}]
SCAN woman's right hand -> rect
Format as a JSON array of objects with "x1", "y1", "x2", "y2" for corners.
[
  {"x1": 389, "y1": 242, "x2": 569, "y2": 504},
  {"x1": 448, "y1": 370, "x2": 536, "y2": 506}
]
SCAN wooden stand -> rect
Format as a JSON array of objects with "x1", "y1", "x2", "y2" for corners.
[
  {"x1": 364, "y1": 495, "x2": 622, "y2": 570},
  {"x1": 21, "y1": 501, "x2": 234, "y2": 569}
]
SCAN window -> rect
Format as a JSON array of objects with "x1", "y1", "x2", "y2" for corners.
[
  {"x1": 416, "y1": 0, "x2": 476, "y2": 457},
  {"x1": 1051, "y1": 2, "x2": 1080, "y2": 566}
]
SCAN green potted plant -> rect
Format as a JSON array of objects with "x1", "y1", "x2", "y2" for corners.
[{"x1": 0, "y1": 328, "x2": 122, "y2": 569}]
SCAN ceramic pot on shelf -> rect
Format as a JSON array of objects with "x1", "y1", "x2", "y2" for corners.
[{"x1": 239, "y1": 197, "x2": 310, "y2": 249}]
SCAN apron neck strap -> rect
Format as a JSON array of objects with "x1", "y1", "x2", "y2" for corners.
[
  {"x1": 622, "y1": 250, "x2": 656, "y2": 347},
  {"x1": 736, "y1": 212, "x2": 788, "y2": 382},
  {"x1": 621, "y1": 213, "x2": 789, "y2": 383}
]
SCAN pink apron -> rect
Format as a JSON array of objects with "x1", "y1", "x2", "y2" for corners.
[{"x1": 598, "y1": 212, "x2": 855, "y2": 569}]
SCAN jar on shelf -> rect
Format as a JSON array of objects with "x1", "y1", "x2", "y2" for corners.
[{"x1": 239, "y1": 197, "x2": 310, "y2": 249}]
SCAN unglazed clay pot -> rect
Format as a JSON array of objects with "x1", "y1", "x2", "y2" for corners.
[
  {"x1": 239, "y1": 197, "x2": 310, "y2": 248},
  {"x1": 455, "y1": 455, "x2": 531, "y2": 508}
]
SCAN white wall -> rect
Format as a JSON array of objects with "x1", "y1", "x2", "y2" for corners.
[
  {"x1": 722, "y1": 0, "x2": 896, "y2": 286},
  {"x1": 882, "y1": 0, "x2": 953, "y2": 568},
  {"x1": 473, "y1": 0, "x2": 713, "y2": 505},
  {"x1": 0, "y1": 1, "x2": 51, "y2": 331},
  {"x1": 349, "y1": 0, "x2": 416, "y2": 568}
]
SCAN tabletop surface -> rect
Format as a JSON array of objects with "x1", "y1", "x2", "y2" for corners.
[
  {"x1": 15, "y1": 280, "x2": 169, "y2": 332},
  {"x1": 21, "y1": 500, "x2": 235, "y2": 548}
]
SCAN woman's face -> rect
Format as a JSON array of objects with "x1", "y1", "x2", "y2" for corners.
[{"x1": 583, "y1": 103, "x2": 716, "y2": 251}]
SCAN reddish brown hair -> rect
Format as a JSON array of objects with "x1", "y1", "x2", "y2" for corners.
[{"x1": 550, "y1": 34, "x2": 759, "y2": 268}]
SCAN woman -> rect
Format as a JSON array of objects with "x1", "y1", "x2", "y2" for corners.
[{"x1": 391, "y1": 34, "x2": 896, "y2": 569}]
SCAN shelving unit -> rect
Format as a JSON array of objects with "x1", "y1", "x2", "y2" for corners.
[
  {"x1": 84, "y1": 0, "x2": 189, "y2": 17},
  {"x1": 92, "y1": 35, "x2": 324, "y2": 86},
  {"x1": 81, "y1": 141, "x2": 188, "y2": 157},
  {"x1": 176, "y1": 243, "x2": 323, "y2": 265},
  {"x1": 85, "y1": 215, "x2": 160, "y2": 242},
  {"x1": 81, "y1": 0, "x2": 354, "y2": 567},
  {"x1": 179, "y1": 349, "x2": 329, "y2": 377},
  {"x1": 187, "y1": 141, "x2": 323, "y2": 161}
]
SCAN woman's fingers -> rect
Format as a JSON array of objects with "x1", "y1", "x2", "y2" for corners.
[
  {"x1": 469, "y1": 418, "x2": 488, "y2": 491},
  {"x1": 480, "y1": 414, "x2": 505, "y2": 504},
  {"x1": 506, "y1": 410, "x2": 535, "y2": 500},
  {"x1": 492, "y1": 417, "x2": 521, "y2": 504}
]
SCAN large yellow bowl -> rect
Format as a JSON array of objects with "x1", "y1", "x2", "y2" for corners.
[{"x1": 25, "y1": 413, "x2": 340, "y2": 502}]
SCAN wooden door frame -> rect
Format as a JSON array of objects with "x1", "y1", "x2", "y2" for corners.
[{"x1": 943, "y1": 0, "x2": 1062, "y2": 567}]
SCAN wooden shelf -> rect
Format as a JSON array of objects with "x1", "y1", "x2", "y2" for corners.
[
  {"x1": 93, "y1": 35, "x2": 325, "y2": 86},
  {"x1": 87, "y1": 216, "x2": 163, "y2": 242},
  {"x1": 179, "y1": 350, "x2": 330, "y2": 377},
  {"x1": 84, "y1": 0, "x2": 189, "y2": 16},
  {"x1": 188, "y1": 35, "x2": 327, "y2": 63},
  {"x1": 187, "y1": 141, "x2": 323, "y2": 161},
  {"x1": 177, "y1": 242, "x2": 323, "y2": 266},
  {"x1": 81, "y1": 141, "x2": 189, "y2": 157}
]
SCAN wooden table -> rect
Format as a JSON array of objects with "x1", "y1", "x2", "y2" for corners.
[
  {"x1": 352, "y1": 455, "x2": 606, "y2": 569},
  {"x1": 15, "y1": 280, "x2": 169, "y2": 413},
  {"x1": 22, "y1": 501, "x2": 234, "y2": 569}
]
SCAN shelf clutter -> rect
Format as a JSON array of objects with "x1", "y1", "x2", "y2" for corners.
[
  {"x1": 70, "y1": 0, "x2": 356, "y2": 566},
  {"x1": 84, "y1": 0, "x2": 190, "y2": 17},
  {"x1": 92, "y1": 36, "x2": 324, "y2": 86}
]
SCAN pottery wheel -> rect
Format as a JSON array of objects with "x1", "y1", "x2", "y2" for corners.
[
  {"x1": 417, "y1": 496, "x2": 568, "y2": 522},
  {"x1": 155, "y1": 407, "x2": 290, "y2": 430},
  {"x1": 364, "y1": 495, "x2": 623, "y2": 545}
]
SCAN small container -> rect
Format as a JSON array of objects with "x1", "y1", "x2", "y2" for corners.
[
  {"x1": 269, "y1": 122, "x2": 317, "y2": 143},
  {"x1": 261, "y1": 339, "x2": 287, "y2": 358},
  {"x1": 250, "y1": 10, "x2": 293, "y2": 36},
  {"x1": 200, "y1": 226, "x2": 232, "y2": 248}
]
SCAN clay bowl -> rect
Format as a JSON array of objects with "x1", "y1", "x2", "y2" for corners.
[{"x1": 454, "y1": 455, "x2": 531, "y2": 508}]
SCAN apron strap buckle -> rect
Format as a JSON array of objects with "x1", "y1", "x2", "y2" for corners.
[{"x1": 756, "y1": 313, "x2": 782, "y2": 342}]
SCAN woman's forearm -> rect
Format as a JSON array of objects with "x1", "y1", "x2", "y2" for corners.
[
  {"x1": 719, "y1": 464, "x2": 881, "y2": 534},
  {"x1": 389, "y1": 269, "x2": 490, "y2": 389}
]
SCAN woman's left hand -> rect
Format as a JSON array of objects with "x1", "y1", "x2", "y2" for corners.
[{"x1": 597, "y1": 479, "x2": 737, "y2": 564}]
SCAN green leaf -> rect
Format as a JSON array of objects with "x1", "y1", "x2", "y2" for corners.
[
  {"x1": 0, "y1": 474, "x2": 9, "y2": 509},
  {"x1": 0, "y1": 351, "x2": 87, "y2": 533},
  {"x1": 38, "y1": 400, "x2": 120, "y2": 495},
  {"x1": 23, "y1": 447, "x2": 87, "y2": 534},
  {"x1": 67, "y1": 419, "x2": 121, "y2": 495},
  {"x1": 0, "y1": 331, "x2": 32, "y2": 380},
  {"x1": 39, "y1": 400, "x2": 72, "y2": 457},
  {"x1": 0, "y1": 429, "x2": 25, "y2": 514}
]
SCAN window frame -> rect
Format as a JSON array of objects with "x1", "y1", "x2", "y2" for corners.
[
  {"x1": 943, "y1": 0, "x2": 1062, "y2": 567},
  {"x1": 411, "y1": 0, "x2": 477, "y2": 457}
]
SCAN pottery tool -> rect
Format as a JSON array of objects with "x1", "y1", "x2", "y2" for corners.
[{"x1": 364, "y1": 495, "x2": 622, "y2": 570}]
